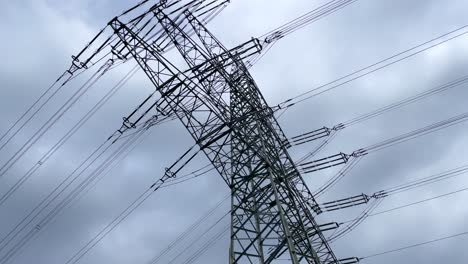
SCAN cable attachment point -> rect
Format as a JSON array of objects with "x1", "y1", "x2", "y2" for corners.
[
  {"x1": 108, "y1": 130, "x2": 123, "y2": 144},
  {"x1": 144, "y1": 115, "x2": 159, "y2": 129},
  {"x1": 332, "y1": 123, "x2": 346, "y2": 131},
  {"x1": 111, "y1": 43, "x2": 130, "y2": 61},
  {"x1": 164, "y1": 167, "x2": 177, "y2": 179},
  {"x1": 311, "y1": 203, "x2": 323, "y2": 214},
  {"x1": 66, "y1": 57, "x2": 81, "y2": 75},
  {"x1": 122, "y1": 116, "x2": 137, "y2": 129},
  {"x1": 329, "y1": 257, "x2": 360, "y2": 264},
  {"x1": 276, "y1": 98, "x2": 293, "y2": 110},
  {"x1": 281, "y1": 138, "x2": 292, "y2": 149},
  {"x1": 371, "y1": 190, "x2": 388, "y2": 199},
  {"x1": 350, "y1": 148, "x2": 368, "y2": 158},
  {"x1": 71, "y1": 55, "x2": 88, "y2": 70},
  {"x1": 264, "y1": 31, "x2": 284, "y2": 44}
]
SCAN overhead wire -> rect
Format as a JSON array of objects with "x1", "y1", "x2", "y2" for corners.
[
  {"x1": 307, "y1": 106, "x2": 468, "y2": 198},
  {"x1": 259, "y1": 0, "x2": 357, "y2": 39},
  {"x1": 333, "y1": 186, "x2": 468, "y2": 227},
  {"x1": 382, "y1": 164, "x2": 468, "y2": 196},
  {"x1": 290, "y1": 72, "x2": 468, "y2": 149},
  {"x1": 274, "y1": 24, "x2": 468, "y2": 113},
  {"x1": 179, "y1": 223, "x2": 230, "y2": 264},
  {"x1": 277, "y1": 229, "x2": 468, "y2": 262},
  {"x1": 328, "y1": 199, "x2": 384, "y2": 243},
  {"x1": 165, "y1": 212, "x2": 230, "y2": 264},
  {"x1": 62, "y1": 141, "x2": 205, "y2": 264},
  {"x1": 0, "y1": 49, "x2": 115, "y2": 155},
  {"x1": 0, "y1": 64, "x2": 140, "y2": 208},
  {"x1": 0, "y1": 62, "x2": 111, "y2": 179},
  {"x1": 146, "y1": 194, "x2": 229, "y2": 264},
  {"x1": 64, "y1": 188, "x2": 154, "y2": 264},
  {"x1": 334, "y1": 168, "x2": 468, "y2": 228},
  {"x1": 161, "y1": 167, "x2": 216, "y2": 187},
  {"x1": 342, "y1": 74, "x2": 468, "y2": 127},
  {"x1": 296, "y1": 130, "x2": 340, "y2": 164},
  {"x1": 0, "y1": 122, "x2": 152, "y2": 263},
  {"x1": 313, "y1": 156, "x2": 363, "y2": 197},
  {"x1": 0, "y1": 137, "x2": 113, "y2": 262},
  {"x1": 289, "y1": 75, "x2": 468, "y2": 195},
  {"x1": 0, "y1": 131, "x2": 147, "y2": 263},
  {"x1": 0, "y1": 55, "x2": 115, "y2": 155},
  {"x1": 1, "y1": 126, "x2": 152, "y2": 264},
  {"x1": 364, "y1": 110, "x2": 468, "y2": 153},
  {"x1": 283, "y1": 72, "x2": 468, "y2": 184},
  {"x1": 249, "y1": 0, "x2": 359, "y2": 67},
  {"x1": 365, "y1": 186, "x2": 468, "y2": 219},
  {"x1": 359, "y1": 230, "x2": 468, "y2": 260},
  {"x1": 326, "y1": 165, "x2": 468, "y2": 243},
  {"x1": 0, "y1": 74, "x2": 64, "y2": 150}
]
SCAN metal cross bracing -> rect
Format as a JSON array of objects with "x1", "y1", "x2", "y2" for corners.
[{"x1": 105, "y1": 2, "x2": 351, "y2": 263}]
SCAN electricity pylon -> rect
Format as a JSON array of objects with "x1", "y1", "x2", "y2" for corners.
[{"x1": 79, "y1": 0, "x2": 353, "y2": 263}]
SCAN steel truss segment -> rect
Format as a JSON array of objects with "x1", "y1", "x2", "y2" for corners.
[
  {"x1": 112, "y1": 5, "x2": 340, "y2": 264},
  {"x1": 178, "y1": 12, "x2": 338, "y2": 264},
  {"x1": 116, "y1": 38, "x2": 260, "y2": 133},
  {"x1": 183, "y1": 13, "x2": 325, "y2": 222}
]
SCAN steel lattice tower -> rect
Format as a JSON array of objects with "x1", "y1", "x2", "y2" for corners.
[{"x1": 101, "y1": 1, "x2": 343, "y2": 263}]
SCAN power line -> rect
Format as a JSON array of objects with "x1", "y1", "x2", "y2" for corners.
[
  {"x1": 360, "y1": 230, "x2": 468, "y2": 260},
  {"x1": 0, "y1": 73, "x2": 65, "y2": 149},
  {"x1": 343, "y1": 75, "x2": 468, "y2": 127},
  {"x1": 275, "y1": 24, "x2": 468, "y2": 112},
  {"x1": 305, "y1": 107, "x2": 468, "y2": 196},
  {"x1": 330, "y1": 186, "x2": 468, "y2": 244},
  {"x1": 0, "y1": 122, "x2": 155, "y2": 262},
  {"x1": 0, "y1": 64, "x2": 140, "y2": 208},
  {"x1": 284, "y1": 71, "x2": 468, "y2": 156},
  {"x1": 365, "y1": 186, "x2": 468, "y2": 220},
  {"x1": 0, "y1": 64, "x2": 109, "y2": 179},
  {"x1": 323, "y1": 185, "x2": 468, "y2": 243},
  {"x1": 63, "y1": 142, "x2": 205, "y2": 264},
  {"x1": 249, "y1": 0, "x2": 359, "y2": 67},
  {"x1": 328, "y1": 199, "x2": 384, "y2": 243},
  {"x1": 165, "y1": 213, "x2": 230, "y2": 264},
  {"x1": 382, "y1": 165, "x2": 468, "y2": 196},
  {"x1": 146, "y1": 194, "x2": 229, "y2": 264},
  {"x1": 180, "y1": 224, "x2": 230, "y2": 264},
  {"x1": 364, "y1": 110, "x2": 468, "y2": 153}
]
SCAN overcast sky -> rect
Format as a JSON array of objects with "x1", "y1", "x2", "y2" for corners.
[{"x1": 1, "y1": 0, "x2": 468, "y2": 263}]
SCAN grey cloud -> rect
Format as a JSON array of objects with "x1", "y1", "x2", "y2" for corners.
[{"x1": 1, "y1": 0, "x2": 468, "y2": 264}]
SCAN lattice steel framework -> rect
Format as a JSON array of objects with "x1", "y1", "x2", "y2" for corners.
[{"x1": 108, "y1": 2, "x2": 344, "y2": 263}]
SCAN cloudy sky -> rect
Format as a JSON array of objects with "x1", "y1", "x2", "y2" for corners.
[{"x1": 1, "y1": 0, "x2": 468, "y2": 263}]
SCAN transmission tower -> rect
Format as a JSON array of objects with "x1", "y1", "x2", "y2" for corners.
[{"x1": 67, "y1": 0, "x2": 358, "y2": 263}]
